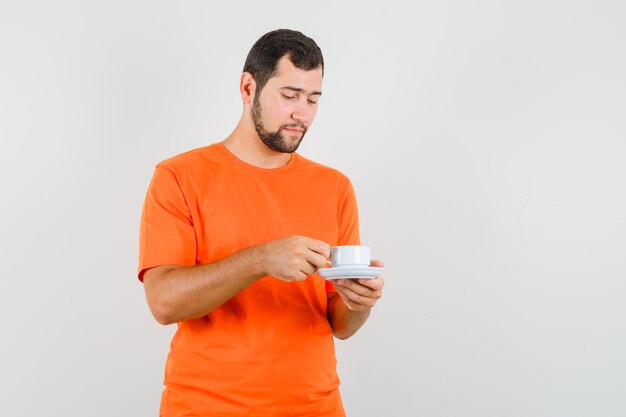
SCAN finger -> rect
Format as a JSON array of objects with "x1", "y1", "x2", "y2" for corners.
[
  {"x1": 334, "y1": 279, "x2": 376, "y2": 297},
  {"x1": 334, "y1": 286, "x2": 371, "y2": 311},
  {"x1": 294, "y1": 269, "x2": 310, "y2": 281},
  {"x1": 299, "y1": 260, "x2": 318, "y2": 277},
  {"x1": 370, "y1": 259, "x2": 385, "y2": 267},
  {"x1": 334, "y1": 283, "x2": 378, "y2": 308},
  {"x1": 337, "y1": 279, "x2": 383, "y2": 303},
  {"x1": 357, "y1": 276, "x2": 384, "y2": 290},
  {"x1": 304, "y1": 238, "x2": 331, "y2": 258},
  {"x1": 305, "y1": 250, "x2": 328, "y2": 270}
]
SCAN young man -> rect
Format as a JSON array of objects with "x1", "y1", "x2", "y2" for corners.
[{"x1": 138, "y1": 29, "x2": 384, "y2": 416}]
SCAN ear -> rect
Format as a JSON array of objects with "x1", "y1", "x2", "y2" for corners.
[{"x1": 240, "y1": 72, "x2": 256, "y2": 104}]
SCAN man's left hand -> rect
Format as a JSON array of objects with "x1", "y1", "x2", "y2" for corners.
[{"x1": 332, "y1": 259, "x2": 384, "y2": 312}]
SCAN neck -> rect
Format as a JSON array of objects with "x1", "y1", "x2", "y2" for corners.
[{"x1": 222, "y1": 114, "x2": 292, "y2": 169}]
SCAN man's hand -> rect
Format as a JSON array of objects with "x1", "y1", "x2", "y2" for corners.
[
  {"x1": 143, "y1": 235, "x2": 330, "y2": 324},
  {"x1": 332, "y1": 259, "x2": 384, "y2": 311},
  {"x1": 260, "y1": 235, "x2": 330, "y2": 282}
]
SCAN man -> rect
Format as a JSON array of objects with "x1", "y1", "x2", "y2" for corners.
[{"x1": 138, "y1": 29, "x2": 384, "y2": 416}]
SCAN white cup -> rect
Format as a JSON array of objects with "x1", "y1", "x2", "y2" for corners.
[{"x1": 329, "y1": 245, "x2": 371, "y2": 267}]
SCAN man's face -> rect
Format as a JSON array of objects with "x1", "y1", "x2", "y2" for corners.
[{"x1": 251, "y1": 56, "x2": 323, "y2": 153}]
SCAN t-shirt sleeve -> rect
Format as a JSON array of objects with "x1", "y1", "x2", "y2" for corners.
[
  {"x1": 325, "y1": 176, "x2": 361, "y2": 292},
  {"x1": 138, "y1": 165, "x2": 196, "y2": 281},
  {"x1": 336, "y1": 177, "x2": 360, "y2": 247}
]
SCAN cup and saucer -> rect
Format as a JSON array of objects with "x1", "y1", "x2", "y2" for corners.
[{"x1": 318, "y1": 246, "x2": 384, "y2": 280}]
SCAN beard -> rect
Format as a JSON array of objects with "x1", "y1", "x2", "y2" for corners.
[{"x1": 251, "y1": 96, "x2": 308, "y2": 153}]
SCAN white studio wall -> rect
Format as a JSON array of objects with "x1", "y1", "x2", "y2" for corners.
[{"x1": 1, "y1": 1, "x2": 625, "y2": 416}]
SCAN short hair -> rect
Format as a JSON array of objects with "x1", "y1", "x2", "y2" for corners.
[{"x1": 243, "y1": 29, "x2": 324, "y2": 94}]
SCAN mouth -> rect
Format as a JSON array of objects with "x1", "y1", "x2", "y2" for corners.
[{"x1": 283, "y1": 128, "x2": 303, "y2": 134}]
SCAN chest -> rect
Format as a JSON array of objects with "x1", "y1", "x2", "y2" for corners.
[{"x1": 189, "y1": 171, "x2": 339, "y2": 263}]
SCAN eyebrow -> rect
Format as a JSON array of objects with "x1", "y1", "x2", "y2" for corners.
[{"x1": 281, "y1": 86, "x2": 322, "y2": 96}]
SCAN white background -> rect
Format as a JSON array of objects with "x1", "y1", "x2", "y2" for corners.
[{"x1": 1, "y1": 1, "x2": 625, "y2": 416}]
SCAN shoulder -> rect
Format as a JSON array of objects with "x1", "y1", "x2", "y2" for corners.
[
  {"x1": 293, "y1": 153, "x2": 352, "y2": 186},
  {"x1": 156, "y1": 144, "x2": 221, "y2": 173},
  {"x1": 150, "y1": 144, "x2": 229, "y2": 193}
]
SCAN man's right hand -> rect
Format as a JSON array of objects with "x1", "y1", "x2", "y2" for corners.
[
  {"x1": 143, "y1": 235, "x2": 330, "y2": 324},
  {"x1": 260, "y1": 236, "x2": 330, "y2": 282}
]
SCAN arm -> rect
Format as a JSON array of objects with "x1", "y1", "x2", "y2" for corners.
[
  {"x1": 143, "y1": 236, "x2": 329, "y2": 325},
  {"x1": 326, "y1": 259, "x2": 385, "y2": 340}
]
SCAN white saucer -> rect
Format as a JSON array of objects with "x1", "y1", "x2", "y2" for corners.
[{"x1": 318, "y1": 266, "x2": 384, "y2": 280}]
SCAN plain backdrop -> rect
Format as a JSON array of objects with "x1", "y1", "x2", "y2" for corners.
[{"x1": 1, "y1": 1, "x2": 625, "y2": 416}]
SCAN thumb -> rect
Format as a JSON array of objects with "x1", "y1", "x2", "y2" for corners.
[{"x1": 370, "y1": 259, "x2": 384, "y2": 267}]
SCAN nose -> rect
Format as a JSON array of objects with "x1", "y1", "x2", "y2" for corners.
[{"x1": 291, "y1": 101, "x2": 310, "y2": 125}]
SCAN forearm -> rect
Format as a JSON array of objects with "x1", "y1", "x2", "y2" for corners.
[
  {"x1": 327, "y1": 293, "x2": 371, "y2": 340},
  {"x1": 144, "y1": 245, "x2": 267, "y2": 325}
]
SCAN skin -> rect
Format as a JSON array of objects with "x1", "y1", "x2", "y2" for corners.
[{"x1": 143, "y1": 55, "x2": 384, "y2": 339}]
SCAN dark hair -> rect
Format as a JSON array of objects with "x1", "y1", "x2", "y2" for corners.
[{"x1": 243, "y1": 29, "x2": 324, "y2": 94}]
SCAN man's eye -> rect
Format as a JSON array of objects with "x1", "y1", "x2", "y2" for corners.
[
  {"x1": 282, "y1": 94, "x2": 295, "y2": 100},
  {"x1": 307, "y1": 99, "x2": 318, "y2": 104}
]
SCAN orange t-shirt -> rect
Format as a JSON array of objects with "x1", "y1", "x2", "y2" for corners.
[{"x1": 138, "y1": 143, "x2": 360, "y2": 416}]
